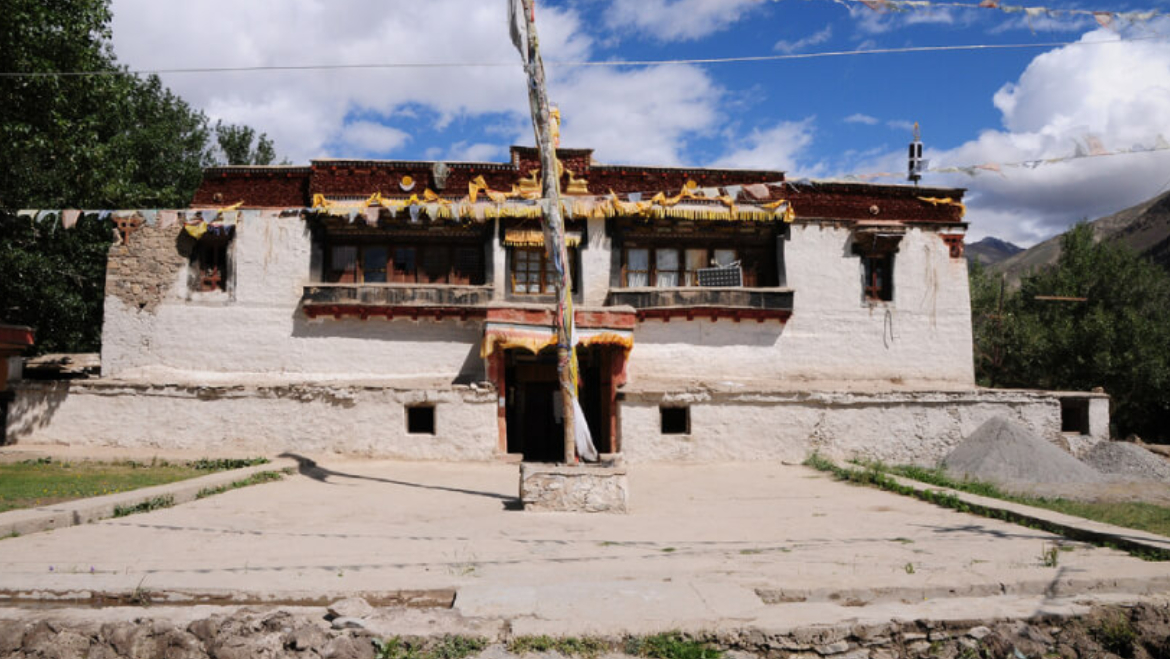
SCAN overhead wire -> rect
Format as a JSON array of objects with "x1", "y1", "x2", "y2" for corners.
[{"x1": 0, "y1": 34, "x2": 1163, "y2": 79}]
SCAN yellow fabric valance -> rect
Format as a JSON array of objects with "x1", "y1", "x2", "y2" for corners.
[
  {"x1": 503, "y1": 229, "x2": 582, "y2": 248},
  {"x1": 311, "y1": 188, "x2": 795, "y2": 224},
  {"x1": 480, "y1": 329, "x2": 634, "y2": 359}
]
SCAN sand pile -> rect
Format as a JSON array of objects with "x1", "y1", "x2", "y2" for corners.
[
  {"x1": 942, "y1": 417, "x2": 1102, "y2": 484},
  {"x1": 1084, "y1": 441, "x2": 1170, "y2": 481}
]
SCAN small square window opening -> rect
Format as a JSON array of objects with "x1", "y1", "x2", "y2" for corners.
[
  {"x1": 660, "y1": 406, "x2": 690, "y2": 435},
  {"x1": 862, "y1": 254, "x2": 894, "y2": 302},
  {"x1": 406, "y1": 405, "x2": 436, "y2": 435},
  {"x1": 1060, "y1": 397, "x2": 1090, "y2": 434},
  {"x1": 193, "y1": 236, "x2": 230, "y2": 292}
]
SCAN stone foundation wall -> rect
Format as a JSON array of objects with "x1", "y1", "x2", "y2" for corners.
[
  {"x1": 8, "y1": 380, "x2": 498, "y2": 459},
  {"x1": 618, "y1": 389, "x2": 1106, "y2": 466},
  {"x1": 8, "y1": 378, "x2": 1107, "y2": 464}
]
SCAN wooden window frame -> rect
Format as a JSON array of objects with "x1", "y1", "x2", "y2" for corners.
[
  {"x1": 509, "y1": 246, "x2": 578, "y2": 296},
  {"x1": 324, "y1": 240, "x2": 484, "y2": 285},
  {"x1": 622, "y1": 246, "x2": 743, "y2": 288}
]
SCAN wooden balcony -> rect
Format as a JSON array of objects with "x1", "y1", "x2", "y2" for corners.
[
  {"x1": 301, "y1": 284, "x2": 494, "y2": 320},
  {"x1": 605, "y1": 287, "x2": 794, "y2": 323}
]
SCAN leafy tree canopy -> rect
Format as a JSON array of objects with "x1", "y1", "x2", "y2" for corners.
[
  {"x1": 214, "y1": 121, "x2": 278, "y2": 166},
  {"x1": 0, "y1": 0, "x2": 280, "y2": 353},
  {"x1": 1, "y1": 0, "x2": 281, "y2": 210},
  {"x1": 972, "y1": 224, "x2": 1170, "y2": 441}
]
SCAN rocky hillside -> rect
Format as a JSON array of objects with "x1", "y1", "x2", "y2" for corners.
[
  {"x1": 966, "y1": 237, "x2": 1023, "y2": 266},
  {"x1": 993, "y1": 189, "x2": 1170, "y2": 283}
]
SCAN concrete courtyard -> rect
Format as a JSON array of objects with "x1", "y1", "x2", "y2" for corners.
[{"x1": 1, "y1": 458, "x2": 1167, "y2": 634}]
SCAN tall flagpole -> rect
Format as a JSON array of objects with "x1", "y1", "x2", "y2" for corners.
[{"x1": 515, "y1": 0, "x2": 578, "y2": 465}]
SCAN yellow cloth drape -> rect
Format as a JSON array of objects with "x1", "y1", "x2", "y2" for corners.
[
  {"x1": 918, "y1": 196, "x2": 967, "y2": 218},
  {"x1": 311, "y1": 183, "x2": 795, "y2": 224},
  {"x1": 480, "y1": 329, "x2": 634, "y2": 359}
]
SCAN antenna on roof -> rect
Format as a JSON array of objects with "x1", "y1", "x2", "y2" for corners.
[{"x1": 908, "y1": 122, "x2": 927, "y2": 185}]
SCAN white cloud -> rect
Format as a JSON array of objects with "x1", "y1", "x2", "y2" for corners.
[
  {"x1": 774, "y1": 25, "x2": 832, "y2": 54},
  {"x1": 924, "y1": 27, "x2": 1170, "y2": 245},
  {"x1": 603, "y1": 0, "x2": 763, "y2": 42},
  {"x1": 850, "y1": 5, "x2": 956, "y2": 34},
  {"x1": 334, "y1": 121, "x2": 410, "y2": 157},
  {"x1": 446, "y1": 142, "x2": 508, "y2": 162},
  {"x1": 845, "y1": 113, "x2": 880, "y2": 125},
  {"x1": 109, "y1": 0, "x2": 589, "y2": 163},
  {"x1": 886, "y1": 119, "x2": 915, "y2": 133},
  {"x1": 709, "y1": 119, "x2": 819, "y2": 175},
  {"x1": 988, "y1": 13, "x2": 1093, "y2": 34},
  {"x1": 109, "y1": 0, "x2": 733, "y2": 171},
  {"x1": 552, "y1": 64, "x2": 724, "y2": 165}
]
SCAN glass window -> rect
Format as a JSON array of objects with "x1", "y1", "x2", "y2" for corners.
[
  {"x1": 391, "y1": 246, "x2": 417, "y2": 282},
  {"x1": 626, "y1": 248, "x2": 649, "y2": 287},
  {"x1": 684, "y1": 249, "x2": 707, "y2": 286},
  {"x1": 511, "y1": 247, "x2": 577, "y2": 295},
  {"x1": 453, "y1": 247, "x2": 482, "y2": 285},
  {"x1": 512, "y1": 248, "x2": 542, "y2": 294},
  {"x1": 362, "y1": 246, "x2": 387, "y2": 283},
  {"x1": 656, "y1": 249, "x2": 679, "y2": 287},
  {"x1": 714, "y1": 249, "x2": 737, "y2": 267},
  {"x1": 328, "y1": 246, "x2": 358, "y2": 283}
]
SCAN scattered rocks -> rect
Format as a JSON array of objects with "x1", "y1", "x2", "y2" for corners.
[
  {"x1": 332, "y1": 617, "x2": 368, "y2": 630},
  {"x1": 0, "y1": 602, "x2": 1168, "y2": 659},
  {"x1": 329, "y1": 597, "x2": 376, "y2": 620},
  {"x1": 965, "y1": 626, "x2": 991, "y2": 640},
  {"x1": 1084, "y1": 440, "x2": 1170, "y2": 481}
]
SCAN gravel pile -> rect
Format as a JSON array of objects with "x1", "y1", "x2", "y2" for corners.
[
  {"x1": 1083, "y1": 441, "x2": 1170, "y2": 481},
  {"x1": 942, "y1": 416, "x2": 1102, "y2": 484}
]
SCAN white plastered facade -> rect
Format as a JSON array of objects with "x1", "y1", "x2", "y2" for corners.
[{"x1": 7, "y1": 210, "x2": 1109, "y2": 461}]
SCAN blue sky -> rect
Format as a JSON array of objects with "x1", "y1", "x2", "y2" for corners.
[{"x1": 108, "y1": 0, "x2": 1170, "y2": 245}]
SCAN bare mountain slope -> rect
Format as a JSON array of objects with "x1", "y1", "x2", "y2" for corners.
[
  {"x1": 993, "y1": 189, "x2": 1170, "y2": 282},
  {"x1": 966, "y1": 237, "x2": 1023, "y2": 266}
]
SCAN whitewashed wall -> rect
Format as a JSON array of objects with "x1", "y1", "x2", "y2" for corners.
[
  {"x1": 101, "y1": 213, "x2": 486, "y2": 383},
  {"x1": 10, "y1": 379, "x2": 1105, "y2": 463},
  {"x1": 13, "y1": 211, "x2": 1066, "y2": 460},
  {"x1": 626, "y1": 225, "x2": 976, "y2": 388},
  {"x1": 10, "y1": 381, "x2": 498, "y2": 459},
  {"x1": 617, "y1": 388, "x2": 1103, "y2": 465}
]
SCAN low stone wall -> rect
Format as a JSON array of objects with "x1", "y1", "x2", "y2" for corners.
[
  {"x1": 7, "y1": 380, "x2": 498, "y2": 459},
  {"x1": 619, "y1": 388, "x2": 1107, "y2": 465},
  {"x1": 0, "y1": 602, "x2": 1167, "y2": 659}
]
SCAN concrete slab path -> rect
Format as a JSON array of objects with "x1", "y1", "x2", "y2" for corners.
[{"x1": 1, "y1": 457, "x2": 1167, "y2": 634}]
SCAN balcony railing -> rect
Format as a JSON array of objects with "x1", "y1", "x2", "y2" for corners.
[
  {"x1": 301, "y1": 283, "x2": 494, "y2": 320},
  {"x1": 606, "y1": 287, "x2": 794, "y2": 322}
]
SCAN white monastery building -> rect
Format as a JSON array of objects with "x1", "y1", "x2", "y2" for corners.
[{"x1": 5, "y1": 146, "x2": 1110, "y2": 463}]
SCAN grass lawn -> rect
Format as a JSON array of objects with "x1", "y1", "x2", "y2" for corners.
[
  {"x1": 886, "y1": 464, "x2": 1170, "y2": 539},
  {"x1": 0, "y1": 458, "x2": 267, "y2": 513}
]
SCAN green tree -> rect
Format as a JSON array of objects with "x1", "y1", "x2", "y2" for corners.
[
  {"x1": 214, "y1": 120, "x2": 277, "y2": 166},
  {"x1": 0, "y1": 0, "x2": 216, "y2": 209},
  {"x1": 0, "y1": 0, "x2": 279, "y2": 353},
  {"x1": 0, "y1": 212, "x2": 113, "y2": 354},
  {"x1": 973, "y1": 224, "x2": 1170, "y2": 441}
]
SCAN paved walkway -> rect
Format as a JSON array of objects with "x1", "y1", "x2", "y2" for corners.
[{"x1": 1, "y1": 456, "x2": 1168, "y2": 633}]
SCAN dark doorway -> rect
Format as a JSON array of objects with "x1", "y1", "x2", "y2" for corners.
[
  {"x1": 0, "y1": 392, "x2": 11, "y2": 446},
  {"x1": 505, "y1": 346, "x2": 613, "y2": 462}
]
